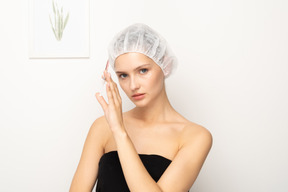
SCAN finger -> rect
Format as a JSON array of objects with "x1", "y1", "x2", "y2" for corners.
[
  {"x1": 104, "y1": 72, "x2": 122, "y2": 107},
  {"x1": 106, "y1": 82, "x2": 115, "y2": 107},
  {"x1": 111, "y1": 81, "x2": 122, "y2": 105},
  {"x1": 105, "y1": 72, "x2": 117, "y2": 103},
  {"x1": 114, "y1": 82, "x2": 122, "y2": 102},
  {"x1": 105, "y1": 60, "x2": 109, "y2": 71},
  {"x1": 104, "y1": 72, "x2": 121, "y2": 103},
  {"x1": 95, "y1": 92, "x2": 108, "y2": 111},
  {"x1": 104, "y1": 70, "x2": 110, "y2": 83},
  {"x1": 105, "y1": 71, "x2": 115, "y2": 84},
  {"x1": 109, "y1": 81, "x2": 120, "y2": 107}
]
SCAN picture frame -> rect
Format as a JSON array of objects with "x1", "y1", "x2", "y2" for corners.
[{"x1": 29, "y1": 0, "x2": 90, "y2": 59}]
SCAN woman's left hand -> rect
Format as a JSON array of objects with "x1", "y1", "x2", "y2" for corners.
[{"x1": 95, "y1": 70, "x2": 124, "y2": 132}]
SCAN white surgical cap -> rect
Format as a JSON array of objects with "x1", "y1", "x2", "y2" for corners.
[{"x1": 108, "y1": 23, "x2": 177, "y2": 77}]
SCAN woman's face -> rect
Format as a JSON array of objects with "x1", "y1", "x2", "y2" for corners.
[{"x1": 114, "y1": 52, "x2": 165, "y2": 107}]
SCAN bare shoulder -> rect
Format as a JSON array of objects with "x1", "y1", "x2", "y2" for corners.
[
  {"x1": 88, "y1": 116, "x2": 111, "y2": 146},
  {"x1": 91, "y1": 115, "x2": 109, "y2": 129},
  {"x1": 90, "y1": 115, "x2": 111, "y2": 131},
  {"x1": 180, "y1": 122, "x2": 213, "y2": 150}
]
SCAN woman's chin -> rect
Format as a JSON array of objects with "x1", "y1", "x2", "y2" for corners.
[
  {"x1": 131, "y1": 100, "x2": 148, "y2": 108},
  {"x1": 133, "y1": 102, "x2": 146, "y2": 108}
]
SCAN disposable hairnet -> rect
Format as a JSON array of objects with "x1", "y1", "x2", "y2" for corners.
[{"x1": 108, "y1": 23, "x2": 177, "y2": 77}]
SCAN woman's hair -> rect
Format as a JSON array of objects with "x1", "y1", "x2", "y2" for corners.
[{"x1": 108, "y1": 23, "x2": 177, "y2": 77}]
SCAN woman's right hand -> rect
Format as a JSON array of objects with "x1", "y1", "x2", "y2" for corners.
[{"x1": 95, "y1": 70, "x2": 125, "y2": 133}]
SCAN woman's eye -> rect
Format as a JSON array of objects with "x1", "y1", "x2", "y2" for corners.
[
  {"x1": 119, "y1": 74, "x2": 127, "y2": 79},
  {"x1": 140, "y1": 69, "x2": 148, "y2": 74}
]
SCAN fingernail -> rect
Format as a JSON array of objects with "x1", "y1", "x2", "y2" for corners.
[{"x1": 96, "y1": 92, "x2": 102, "y2": 96}]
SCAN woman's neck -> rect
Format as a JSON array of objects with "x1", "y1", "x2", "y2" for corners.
[{"x1": 129, "y1": 89, "x2": 176, "y2": 124}]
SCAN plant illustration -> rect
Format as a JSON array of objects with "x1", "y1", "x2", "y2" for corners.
[{"x1": 49, "y1": 0, "x2": 69, "y2": 41}]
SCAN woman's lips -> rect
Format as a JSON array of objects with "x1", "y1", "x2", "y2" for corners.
[{"x1": 132, "y1": 93, "x2": 145, "y2": 100}]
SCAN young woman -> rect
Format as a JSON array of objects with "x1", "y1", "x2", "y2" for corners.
[{"x1": 70, "y1": 23, "x2": 212, "y2": 192}]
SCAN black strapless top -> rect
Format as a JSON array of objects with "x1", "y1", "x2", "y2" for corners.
[{"x1": 95, "y1": 151, "x2": 172, "y2": 192}]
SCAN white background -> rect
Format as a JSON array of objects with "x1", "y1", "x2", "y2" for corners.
[{"x1": 0, "y1": 0, "x2": 287, "y2": 191}]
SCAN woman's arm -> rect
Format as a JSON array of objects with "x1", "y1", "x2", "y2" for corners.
[
  {"x1": 96, "y1": 71, "x2": 212, "y2": 192},
  {"x1": 157, "y1": 125, "x2": 212, "y2": 191},
  {"x1": 113, "y1": 123, "x2": 212, "y2": 192},
  {"x1": 69, "y1": 117, "x2": 109, "y2": 192}
]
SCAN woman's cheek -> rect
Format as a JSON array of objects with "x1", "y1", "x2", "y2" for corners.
[
  {"x1": 122, "y1": 81, "x2": 134, "y2": 96},
  {"x1": 141, "y1": 71, "x2": 152, "y2": 79}
]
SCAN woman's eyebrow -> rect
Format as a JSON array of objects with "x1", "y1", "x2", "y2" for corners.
[
  {"x1": 115, "y1": 64, "x2": 151, "y2": 74},
  {"x1": 134, "y1": 64, "x2": 151, "y2": 71}
]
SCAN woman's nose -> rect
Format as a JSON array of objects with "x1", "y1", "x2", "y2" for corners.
[{"x1": 129, "y1": 76, "x2": 140, "y2": 91}]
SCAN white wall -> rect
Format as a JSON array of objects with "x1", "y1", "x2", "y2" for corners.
[{"x1": 0, "y1": 0, "x2": 287, "y2": 191}]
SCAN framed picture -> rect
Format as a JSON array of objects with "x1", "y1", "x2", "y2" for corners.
[{"x1": 29, "y1": 0, "x2": 90, "y2": 58}]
